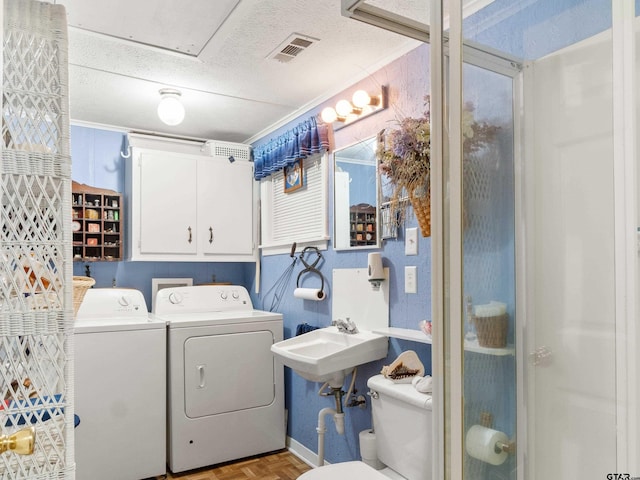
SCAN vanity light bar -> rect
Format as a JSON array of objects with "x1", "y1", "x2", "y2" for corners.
[{"x1": 320, "y1": 85, "x2": 388, "y2": 128}]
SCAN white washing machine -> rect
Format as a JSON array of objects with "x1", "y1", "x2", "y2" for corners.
[
  {"x1": 155, "y1": 285, "x2": 284, "y2": 474},
  {"x1": 74, "y1": 288, "x2": 166, "y2": 480}
]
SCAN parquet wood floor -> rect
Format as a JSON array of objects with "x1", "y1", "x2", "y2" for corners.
[{"x1": 156, "y1": 450, "x2": 312, "y2": 480}]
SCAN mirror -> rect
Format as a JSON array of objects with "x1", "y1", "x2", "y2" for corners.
[{"x1": 333, "y1": 137, "x2": 381, "y2": 250}]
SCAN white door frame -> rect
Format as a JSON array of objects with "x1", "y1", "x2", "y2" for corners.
[{"x1": 612, "y1": 0, "x2": 638, "y2": 473}]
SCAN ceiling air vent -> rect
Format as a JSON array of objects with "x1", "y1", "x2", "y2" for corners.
[{"x1": 268, "y1": 33, "x2": 318, "y2": 63}]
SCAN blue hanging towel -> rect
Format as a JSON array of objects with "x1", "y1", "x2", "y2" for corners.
[{"x1": 295, "y1": 323, "x2": 319, "y2": 336}]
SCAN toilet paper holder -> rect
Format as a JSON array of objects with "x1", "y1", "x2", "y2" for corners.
[
  {"x1": 495, "y1": 439, "x2": 516, "y2": 455},
  {"x1": 466, "y1": 423, "x2": 516, "y2": 466},
  {"x1": 478, "y1": 411, "x2": 516, "y2": 455},
  {"x1": 296, "y1": 246, "x2": 325, "y2": 296}
]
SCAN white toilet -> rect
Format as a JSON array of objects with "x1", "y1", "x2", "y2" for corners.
[{"x1": 299, "y1": 373, "x2": 433, "y2": 480}]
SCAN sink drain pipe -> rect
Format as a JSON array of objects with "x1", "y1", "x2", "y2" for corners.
[
  {"x1": 315, "y1": 368, "x2": 357, "y2": 466},
  {"x1": 316, "y1": 406, "x2": 344, "y2": 466}
]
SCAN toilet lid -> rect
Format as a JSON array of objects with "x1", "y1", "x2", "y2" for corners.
[{"x1": 299, "y1": 461, "x2": 389, "y2": 479}]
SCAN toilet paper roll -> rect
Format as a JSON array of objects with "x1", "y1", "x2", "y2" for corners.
[
  {"x1": 293, "y1": 287, "x2": 325, "y2": 301},
  {"x1": 465, "y1": 425, "x2": 509, "y2": 466},
  {"x1": 359, "y1": 430, "x2": 385, "y2": 470}
]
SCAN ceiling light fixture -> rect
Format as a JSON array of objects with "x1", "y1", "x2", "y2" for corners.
[
  {"x1": 320, "y1": 85, "x2": 388, "y2": 128},
  {"x1": 157, "y1": 88, "x2": 185, "y2": 126}
]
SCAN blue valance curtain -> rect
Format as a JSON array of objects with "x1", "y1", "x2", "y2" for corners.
[{"x1": 254, "y1": 116, "x2": 330, "y2": 180}]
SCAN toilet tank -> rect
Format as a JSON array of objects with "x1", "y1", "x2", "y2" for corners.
[{"x1": 367, "y1": 374, "x2": 432, "y2": 480}]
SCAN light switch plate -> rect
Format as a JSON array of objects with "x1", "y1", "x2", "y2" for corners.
[
  {"x1": 405, "y1": 227, "x2": 418, "y2": 255},
  {"x1": 405, "y1": 266, "x2": 417, "y2": 294}
]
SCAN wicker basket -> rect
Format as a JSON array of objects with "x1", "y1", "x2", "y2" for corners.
[
  {"x1": 473, "y1": 313, "x2": 508, "y2": 348},
  {"x1": 72, "y1": 276, "x2": 95, "y2": 317},
  {"x1": 409, "y1": 186, "x2": 431, "y2": 237}
]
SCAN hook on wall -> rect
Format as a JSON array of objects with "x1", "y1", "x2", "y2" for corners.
[
  {"x1": 120, "y1": 145, "x2": 132, "y2": 159},
  {"x1": 120, "y1": 135, "x2": 132, "y2": 159}
]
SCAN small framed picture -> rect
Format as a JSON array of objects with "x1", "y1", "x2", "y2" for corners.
[{"x1": 284, "y1": 159, "x2": 304, "y2": 193}]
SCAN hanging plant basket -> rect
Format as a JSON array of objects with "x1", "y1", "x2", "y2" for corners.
[{"x1": 408, "y1": 182, "x2": 431, "y2": 237}]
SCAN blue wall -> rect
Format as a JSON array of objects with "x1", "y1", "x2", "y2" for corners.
[
  {"x1": 249, "y1": 44, "x2": 433, "y2": 464},
  {"x1": 463, "y1": 0, "x2": 613, "y2": 61}
]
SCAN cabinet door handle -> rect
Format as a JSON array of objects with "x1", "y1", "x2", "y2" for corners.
[
  {"x1": 188, "y1": 226, "x2": 192, "y2": 243},
  {"x1": 209, "y1": 226, "x2": 213, "y2": 244}
]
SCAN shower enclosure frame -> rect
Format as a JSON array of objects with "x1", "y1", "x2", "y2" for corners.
[
  {"x1": 436, "y1": 0, "x2": 639, "y2": 478},
  {"x1": 343, "y1": 1, "x2": 639, "y2": 478}
]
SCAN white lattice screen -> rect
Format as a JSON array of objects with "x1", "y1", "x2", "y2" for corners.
[{"x1": 1, "y1": 0, "x2": 73, "y2": 478}]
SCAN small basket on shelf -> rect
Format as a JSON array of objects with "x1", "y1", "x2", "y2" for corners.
[
  {"x1": 72, "y1": 276, "x2": 95, "y2": 317},
  {"x1": 471, "y1": 301, "x2": 508, "y2": 348}
]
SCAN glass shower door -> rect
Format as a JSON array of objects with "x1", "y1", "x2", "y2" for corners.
[
  {"x1": 460, "y1": 62, "x2": 516, "y2": 480},
  {"x1": 447, "y1": 0, "x2": 623, "y2": 478}
]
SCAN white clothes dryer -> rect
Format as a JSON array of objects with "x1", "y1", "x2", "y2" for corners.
[
  {"x1": 74, "y1": 288, "x2": 166, "y2": 480},
  {"x1": 155, "y1": 285, "x2": 285, "y2": 474}
]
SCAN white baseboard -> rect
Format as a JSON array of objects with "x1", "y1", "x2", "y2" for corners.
[{"x1": 286, "y1": 436, "x2": 330, "y2": 468}]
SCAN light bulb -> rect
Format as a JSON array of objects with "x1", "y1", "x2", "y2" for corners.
[
  {"x1": 157, "y1": 89, "x2": 185, "y2": 126},
  {"x1": 353, "y1": 89, "x2": 381, "y2": 108},
  {"x1": 321, "y1": 107, "x2": 338, "y2": 123},
  {"x1": 335, "y1": 99, "x2": 354, "y2": 117},
  {"x1": 352, "y1": 90, "x2": 371, "y2": 108}
]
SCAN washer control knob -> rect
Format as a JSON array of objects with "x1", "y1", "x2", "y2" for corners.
[
  {"x1": 220, "y1": 291, "x2": 228, "y2": 300},
  {"x1": 168, "y1": 292, "x2": 183, "y2": 304},
  {"x1": 232, "y1": 290, "x2": 239, "y2": 299},
  {"x1": 118, "y1": 296, "x2": 131, "y2": 307}
]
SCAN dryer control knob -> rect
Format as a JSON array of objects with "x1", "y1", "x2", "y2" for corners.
[
  {"x1": 168, "y1": 292, "x2": 183, "y2": 304},
  {"x1": 220, "y1": 291, "x2": 228, "y2": 300},
  {"x1": 118, "y1": 296, "x2": 131, "y2": 307},
  {"x1": 232, "y1": 291, "x2": 239, "y2": 299}
]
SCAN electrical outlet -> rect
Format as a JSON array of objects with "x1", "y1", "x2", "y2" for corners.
[
  {"x1": 405, "y1": 227, "x2": 418, "y2": 255},
  {"x1": 405, "y1": 266, "x2": 417, "y2": 293}
]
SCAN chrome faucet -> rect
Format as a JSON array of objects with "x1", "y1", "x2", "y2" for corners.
[{"x1": 332, "y1": 317, "x2": 359, "y2": 334}]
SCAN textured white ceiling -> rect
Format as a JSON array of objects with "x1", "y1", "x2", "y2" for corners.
[
  {"x1": 54, "y1": 0, "x2": 422, "y2": 143},
  {"x1": 61, "y1": 0, "x2": 240, "y2": 56}
]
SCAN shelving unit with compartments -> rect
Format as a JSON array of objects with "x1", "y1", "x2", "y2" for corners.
[
  {"x1": 350, "y1": 203, "x2": 377, "y2": 247},
  {"x1": 72, "y1": 185, "x2": 123, "y2": 261}
]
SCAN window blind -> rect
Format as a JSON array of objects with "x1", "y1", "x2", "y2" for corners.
[{"x1": 260, "y1": 153, "x2": 328, "y2": 254}]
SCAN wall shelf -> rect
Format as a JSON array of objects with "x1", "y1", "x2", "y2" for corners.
[
  {"x1": 350, "y1": 203, "x2": 377, "y2": 247},
  {"x1": 464, "y1": 339, "x2": 514, "y2": 356},
  {"x1": 72, "y1": 183, "x2": 123, "y2": 261},
  {"x1": 373, "y1": 327, "x2": 432, "y2": 344},
  {"x1": 374, "y1": 327, "x2": 515, "y2": 356}
]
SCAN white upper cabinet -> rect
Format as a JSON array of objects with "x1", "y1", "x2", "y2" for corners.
[
  {"x1": 138, "y1": 150, "x2": 199, "y2": 256},
  {"x1": 127, "y1": 135, "x2": 256, "y2": 262},
  {"x1": 197, "y1": 158, "x2": 253, "y2": 256}
]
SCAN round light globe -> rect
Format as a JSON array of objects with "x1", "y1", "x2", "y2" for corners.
[
  {"x1": 352, "y1": 90, "x2": 371, "y2": 108},
  {"x1": 321, "y1": 107, "x2": 338, "y2": 123},
  {"x1": 157, "y1": 93, "x2": 185, "y2": 126},
  {"x1": 335, "y1": 99, "x2": 353, "y2": 117}
]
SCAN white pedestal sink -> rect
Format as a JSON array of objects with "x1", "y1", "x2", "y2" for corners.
[{"x1": 271, "y1": 326, "x2": 388, "y2": 387}]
